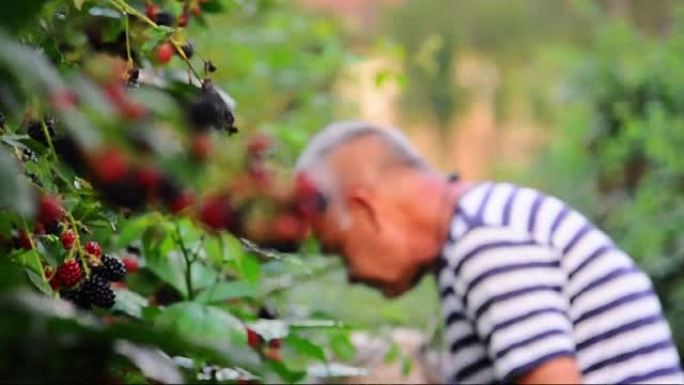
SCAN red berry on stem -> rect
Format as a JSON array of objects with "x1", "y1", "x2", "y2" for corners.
[
  {"x1": 60, "y1": 229, "x2": 76, "y2": 249},
  {"x1": 273, "y1": 214, "x2": 307, "y2": 241},
  {"x1": 178, "y1": 12, "x2": 189, "y2": 27},
  {"x1": 168, "y1": 191, "x2": 194, "y2": 214},
  {"x1": 246, "y1": 328, "x2": 263, "y2": 348},
  {"x1": 91, "y1": 149, "x2": 128, "y2": 183},
  {"x1": 269, "y1": 338, "x2": 282, "y2": 349},
  {"x1": 34, "y1": 223, "x2": 46, "y2": 235},
  {"x1": 190, "y1": 133, "x2": 212, "y2": 161},
  {"x1": 84, "y1": 241, "x2": 102, "y2": 258},
  {"x1": 38, "y1": 195, "x2": 64, "y2": 226},
  {"x1": 17, "y1": 231, "x2": 33, "y2": 250},
  {"x1": 145, "y1": 3, "x2": 159, "y2": 18},
  {"x1": 123, "y1": 255, "x2": 139, "y2": 273},
  {"x1": 247, "y1": 133, "x2": 273, "y2": 155},
  {"x1": 57, "y1": 259, "x2": 82, "y2": 288},
  {"x1": 156, "y1": 43, "x2": 174, "y2": 64}
]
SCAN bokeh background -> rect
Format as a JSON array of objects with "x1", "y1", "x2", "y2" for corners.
[
  {"x1": 217, "y1": 0, "x2": 683, "y2": 382},
  {"x1": 2, "y1": 0, "x2": 683, "y2": 383}
]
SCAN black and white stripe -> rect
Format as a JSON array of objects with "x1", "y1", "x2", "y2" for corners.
[{"x1": 438, "y1": 182, "x2": 683, "y2": 384}]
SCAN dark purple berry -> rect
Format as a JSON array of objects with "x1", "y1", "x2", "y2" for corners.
[
  {"x1": 81, "y1": 275, "x2": 116, "y2": 308},
  {"x1": 181, "y1": 43, "x2": 194, "y2": 59},
  {"x1": 204, "y1": 60, "x2": 217, "y2": 73},
  {"x1": 154, "y1": 11, "x2": 174, "y2": 27},
  {"x1": 61, "y1": 287, "x2": 92, "y2": 310},
  {"x1": 93, "y1": 254, "x2": 126, "y2": 282}
]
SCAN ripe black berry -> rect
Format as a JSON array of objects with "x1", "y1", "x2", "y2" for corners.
[
  {"x1": 52, "y1": 135, "x2": 86, "y2": 173},
  {"x1": 21, "y1": 148, "x2": 37, "y2": 163},
  {"x1": 93, "y1": 254, "x2": 126, "y2": 282},
  {"x1": 81, "y1": 275, "x2": 116, "y2": 308},
  {"x1": 27, "y1": 119, "x2": 54, "y2": 146},
  {"x1": 127, "y1": 68, "x2": 140, "y2": 87},
  {"x1": 181, "y1": 43, "x2": 194, "y2": 59},
  {"x1": 45, "y1": 221, "x2": 62, "y2": 235},
  {"x1": 204, "y1": 60, "x2": 217, "y2": 73},
  {"x1": 61, "y1": 287, "x2": 92, "y2": 310},
  {"x1": 187, "y1": 80, "x2": 237, "y2": 134},
  {"x1": 154, "y1": 11, "x2": 174, "y2": 27}
]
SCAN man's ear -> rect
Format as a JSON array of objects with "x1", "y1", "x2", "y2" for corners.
[{"x1": 347, "y1": 188, "x2": 381, "y2": 232}]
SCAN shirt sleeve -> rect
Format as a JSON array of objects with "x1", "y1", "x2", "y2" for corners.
[{"x1": 456, "y1": 234, "x2": 577, "y2": 382}]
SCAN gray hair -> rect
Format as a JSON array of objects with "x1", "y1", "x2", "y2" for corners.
[
  {"x1": 296, "y1": 121, "x2": 426, "y2": 224},
  {"x1": 296, "y1": 120, "x2": 425, "y2": 173}
]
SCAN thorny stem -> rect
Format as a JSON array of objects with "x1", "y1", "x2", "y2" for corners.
[
  {"x1": 40, "y1": 120, "x2": 58, "y2": 162},
  {"x1": 124, "y1": 12, "x2": 133, "y2": 69},
  {"x1": 19, "y1": 217, "x2": 48, "y2": 287},
  {"x1": 175, "y1": 221, "x2": 194, "y2": 300}
]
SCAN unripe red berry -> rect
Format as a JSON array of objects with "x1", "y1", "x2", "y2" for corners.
[
  {"x1": 57, "y1": 259, "x2": 82, "y2": 288},
  {"x1": 168, "y1": 191, "x2": 194, "y2": 214},
  {"x1": 156, "y1": 43, "x2": 174, "y2": 64},
  {"x1": 246, "y1": 328, "x2": 263, "y2": 348},
  {"x1": 269, "y1": 338, "x2": 282, "y2": 349},
  {"x1": 84, "y1": 241, "x2": 102, "y2": 258},
  {"x1": 178, "y1": 12, "x2": 189, "y2": 27},
  {"x1": 123, "y1": 255, "x2": 139, "y2": 273},
  {"x1": 60, "y1": 229, "x2": 76, "y2": 249},
  {"x1": 145, "y1": 3, "x2": 160, "y2": 19},
  {"x1": 247, "y1": 133, "x2": 273, "y2": 155},
  {"x1": 38, "y1": 195, "x2": 64, "y2": 226},
  {"x1": 91, "y1": 149, "x2": 128, "y2": 183}
]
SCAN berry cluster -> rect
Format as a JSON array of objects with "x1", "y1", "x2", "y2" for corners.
[{"x1": 48, "y1": 239, "x2": 127, "y2": 310}]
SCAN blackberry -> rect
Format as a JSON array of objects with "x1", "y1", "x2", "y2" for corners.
[
  {"x1": 187, "y1": 80, "x2": 237, "y2": 134},
  {"x1": 53, "y1": 135, "x2": 86, "y2": 173},
  {"x1": 61, "y1": 287, "x2": 92, "y2": 310},
  {"x1": 45, "y1": 221, "x2": 62, "y2": 235},
  {"x1": 0, "y1": 112, "x2": 4, "y2": 129},
  {"x1": 27, "y1": 118, "x2": 56, "y2": 146},
  {"x1": 21, "y1": 148, "x2": 37, "y2": 163},
  {"x1": 181, "y1": 42, "x2": 194, "y2": 59},
  {"x1": 154, "y1": 11, "x2": 174, "y2": 27},
  {"x1": 204, "y1": 60, "x2": 217, "y2": 73},
  {"x1": 81, "y1": 275, "x2": 115, "y2": 308},
  {"x1": 93, "y1": 254, "x2": 126, "y2": 282}
]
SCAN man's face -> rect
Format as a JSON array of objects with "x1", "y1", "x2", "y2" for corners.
[{"x1": 311, "y1": 187, "x2": 420, "y2": 298}]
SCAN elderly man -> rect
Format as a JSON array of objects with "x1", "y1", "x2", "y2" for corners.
[{"x1": 295, "y1": 121, "x2": 683, "y2": 384}]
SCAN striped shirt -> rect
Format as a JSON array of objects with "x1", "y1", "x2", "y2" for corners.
[{"x1": 438, "y1": 182, "x2": 683, "y2": 384}]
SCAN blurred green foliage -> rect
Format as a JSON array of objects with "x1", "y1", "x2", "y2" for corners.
[{"x1": 524, "y1": 8, "x2": 684, "y2": 359}]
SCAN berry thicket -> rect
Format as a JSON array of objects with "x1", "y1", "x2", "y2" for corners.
[{"x1": 0, "y1": 0, "x2": 356, "y2": 383}]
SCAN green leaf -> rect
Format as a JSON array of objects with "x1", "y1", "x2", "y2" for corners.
[
  {"x1": 265, "y1": 360, "x2": 306, "y2": 384},
  {"x1": 140, "y1": 27, "x2": 174, "y2": 57},
  {"x1": 285, "y1": 334, "x2": 326, "y2": 362},
  {"x1": 384, "y1": 340, "x2": 400, "y2": 364},
  {"x1": 196, "y1": 280, "x2": 258, "y2": 303},
  {"x1": 26, "y1": 270, "x2": 51, "y2": 295},
  {"x1": 115, "y1": 215, "x2": 152, "y2": 249},
  {"x1": 112, "y1": 289, "x2": 149, "y2": 319},
  {"x1": 330, "y1": 332, "x2": 356, "y2": 361},
  {"x1": 401, "y1": 356, "x2": 413, "y2": 377},
  {"x1": 73, "y1": 0, "x2": 87, "y2": 11},
  {"x1": 237, "y1": 252, "x2": 261, "y2": 283},
  {"x1": 153, "y1": 302, "x2": 244, "y2": 347},
  {"x1": 0, "y1": 147, "x2": 35, "y2": 217}
]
